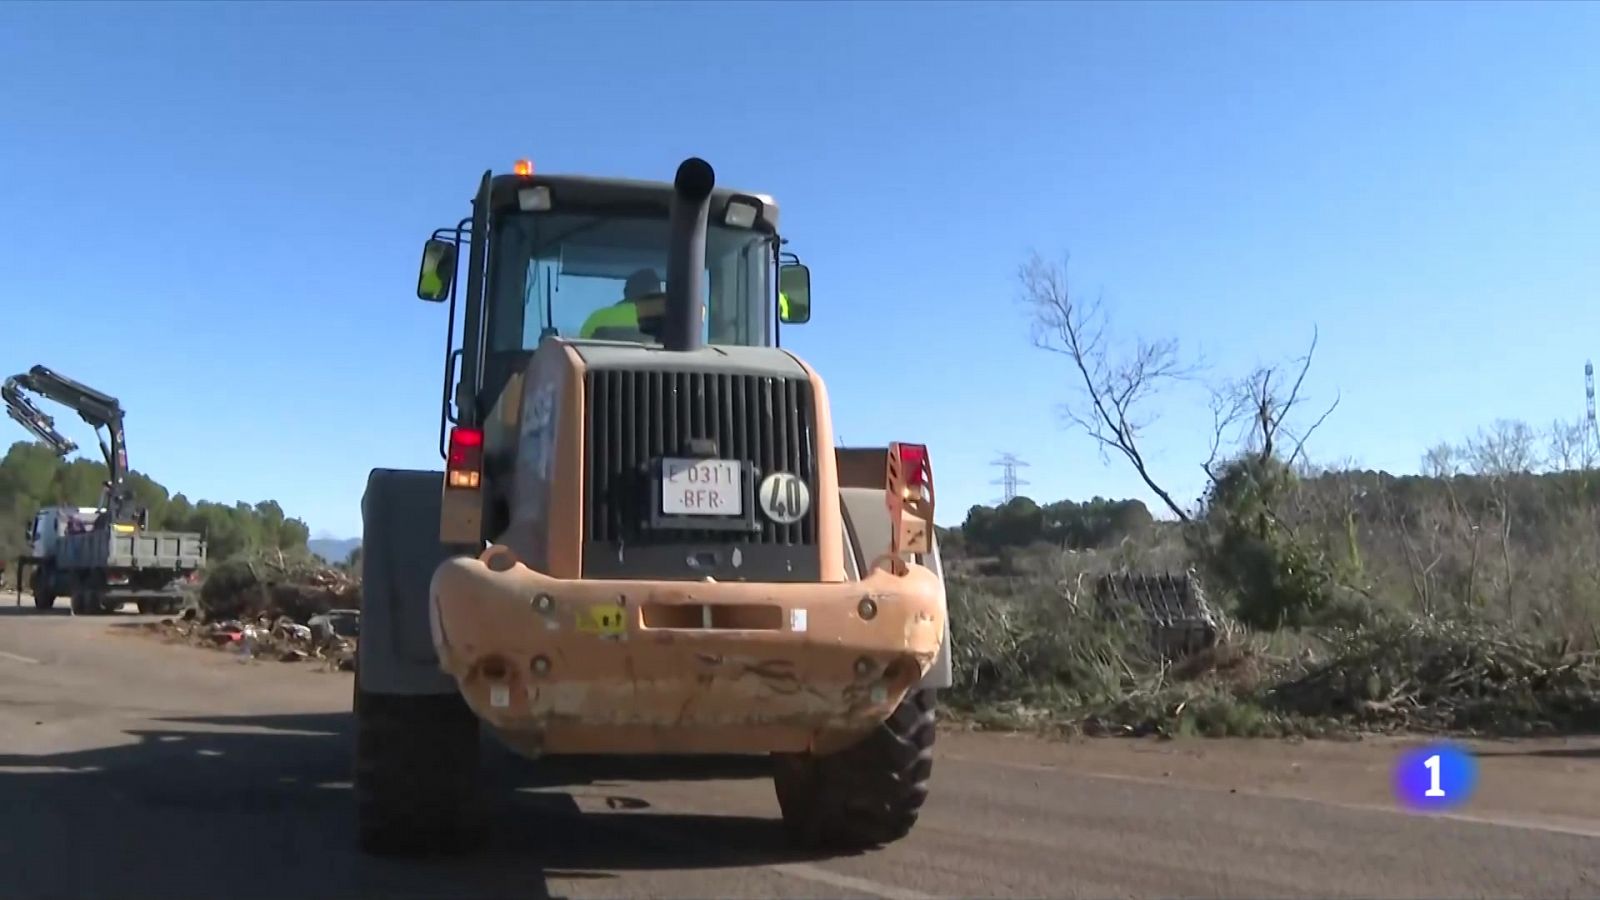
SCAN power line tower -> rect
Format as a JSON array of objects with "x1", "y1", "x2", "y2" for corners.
[
  {"x1": 990, "y1": 452, "x2": 1030, "y2": 503},
  {"x1": 1587, "y1": 361, "x2": 1599, "y2": 467}
]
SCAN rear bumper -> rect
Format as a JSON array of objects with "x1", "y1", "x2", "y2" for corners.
[{"x1": 428, "y1": 545, "x2": 945, "y2": 755}]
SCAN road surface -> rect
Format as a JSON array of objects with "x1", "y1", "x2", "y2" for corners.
[{"x1": 3, "y1": 602, "x2": 1600, "y2": 899}]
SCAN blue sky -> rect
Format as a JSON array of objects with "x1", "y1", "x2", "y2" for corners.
[{"x1": 4, "y1": 1, "x2": 1600, "y2": 539}]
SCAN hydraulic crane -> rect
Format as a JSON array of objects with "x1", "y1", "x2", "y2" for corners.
[
  {"x1": 3, "y1": 364, "x2": 206, "y2": 614},
  {"x1": 2, "y1": 386, "x2": 78, "y2": 457},
  {"x1": 2, "y1": 365, "x2": 141, "y2": 527}
]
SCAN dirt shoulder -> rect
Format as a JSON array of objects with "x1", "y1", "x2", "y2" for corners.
[{"x1": 940, "y1": 725, "x2": 1600, "y2": 834}]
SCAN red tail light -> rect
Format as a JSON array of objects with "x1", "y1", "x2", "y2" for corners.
[
  {"x1": 446, "y1": 426, "x2": 484, "y2": 490},
  {"x1": 897, "y1": 442, "x2": 930, "y2": 488}
]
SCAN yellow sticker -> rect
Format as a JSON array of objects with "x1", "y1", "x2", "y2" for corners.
[{"x1": 576, "y1": 604, "x2": 628, "y2": 636}]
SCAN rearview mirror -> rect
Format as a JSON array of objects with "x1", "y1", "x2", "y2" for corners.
[
  {"x1": 779, "y1": 263, "x2": 811, "y2": 324},
  {"x1": 417, "y1": 238, "x2": 458, "y2": 302}
]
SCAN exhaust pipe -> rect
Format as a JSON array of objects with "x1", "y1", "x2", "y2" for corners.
[{"x1": 663, "y1": 157, "x2": 715, "y2": 353}]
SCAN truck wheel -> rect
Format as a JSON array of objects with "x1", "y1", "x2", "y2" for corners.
[
  {"x1": 136, "y1": 600, "x2": 154, "y2": 615},
  {"x1": 353, "y1": 677, "x2": 483, "y2": 857},
  {"x1": 34, "y1": 592, "x2": 56, "y2": 611},
  {"x1": 772, "y1": 688, "x2": 937, "y2": 850}
]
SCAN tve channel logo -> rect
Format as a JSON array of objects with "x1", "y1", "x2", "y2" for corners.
[{"x1": 1392, "y1": 743, "x2": 1478, "y2": 812}]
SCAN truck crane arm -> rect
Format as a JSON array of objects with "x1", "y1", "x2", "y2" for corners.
[
  {"x1": 2, "y1": 366, "x2": 135, "y2": 523},
  {"x1": 2, "y1": 382, "x2": 79, "y2": 456}
]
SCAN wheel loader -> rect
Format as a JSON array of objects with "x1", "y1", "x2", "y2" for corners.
[{"x1": 354, "y1": 155, "x2": 952, "y2": 856}]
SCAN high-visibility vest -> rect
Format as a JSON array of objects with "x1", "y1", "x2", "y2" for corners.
[
  {"x1": 579, "y1": 301, "x2": 639, "y2": 337},
  {"x1": 577, "y1": 296, "x2": 706, "y2": 339},
  {"x1": 779, "y1": 291, "x2": 790, "y2": 319}
]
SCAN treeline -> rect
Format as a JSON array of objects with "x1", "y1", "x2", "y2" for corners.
[
  {"x1": 946, "y1": 496, "x2": 1155, "y2": 556},
  {"x1": 0, "y1": 441, "x2": 310, "y2": 564},
  {"x1": 943, "y1": 434, "x2": 1600, "y2": 635}
]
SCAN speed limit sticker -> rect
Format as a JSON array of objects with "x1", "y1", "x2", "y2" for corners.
[{"x1": 758, "y1": 472, "x2": 811, "y2": 524}]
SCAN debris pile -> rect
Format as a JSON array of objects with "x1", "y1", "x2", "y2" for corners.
[
  {"x1": 199, "y1": 551, "x2": 361, "y2": 622},
  {"x1": 948, "y1": 570, "x2": 1600, "y2": 738},
  {"x1": 153, "y1": 608, "x2": 359, "y2": 670},
  {"x1": 1262, "y1": 616, "x2": 1600, "y2": 735},
  {"x1": 145, "y1": 549, "x2": 361, "y2": 671}
]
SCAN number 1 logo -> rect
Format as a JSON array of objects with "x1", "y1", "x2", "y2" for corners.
[
  {"x1": 1424, "y1": 754, "x2": 1445, "y2": 797},
  {"x1": 1394, "y1": 744, "x2": 1476, "y2": 811}
]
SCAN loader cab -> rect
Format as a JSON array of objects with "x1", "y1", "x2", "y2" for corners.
[{"x1": 415, "y1": 162, "x2": 813, "y2": 434}]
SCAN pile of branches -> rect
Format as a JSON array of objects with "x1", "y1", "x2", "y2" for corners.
[
  {"x1": 947, "y1": 566, "x2": 1600, "y2": 739},
  {"x1": 1262, "y1": 616, "x2": 1600, "y2": 735},
  {"x1": 198, "y1": 549, "x2": 360, "y2": 623}
]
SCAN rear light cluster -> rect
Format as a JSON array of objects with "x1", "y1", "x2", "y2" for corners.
[
  {"x1": 897, "y1": 442, "x2": 930, "y2": 493},
  {"x1": 886, "y1": 441, "x2": 935, "y2": 559},
  {"x1": 446, "y1": 426, "x2": 483, "y2": 490}
]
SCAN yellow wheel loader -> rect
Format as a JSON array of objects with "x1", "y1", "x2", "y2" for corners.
[{"x1": 353, "y1": 156, "x2": 951, "y2": 857}]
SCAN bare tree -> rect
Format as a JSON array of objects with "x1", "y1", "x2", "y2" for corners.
[
  {"x1": 1019, "y1": 251, "x2": 1197, "y2": 520},
  {"x1": 1546, "y1": 417, "x2": 1596, "y2": 472},
  {"x1": 1464, "y1": 419, "x2": 1540, "y2": 478},
  {"x1": 1021, "y1": 251, "x2": 1339, "y2": 523},
  {"x1": 1421, "y1": 442, "x2": 1459, "y2": 478},
  {"x1": 1207, "y1": 326, "x2": 1340, "y2": 478},
  {"x1": 1459, "y1": 418, "x2": 1539, "y2": 614}
]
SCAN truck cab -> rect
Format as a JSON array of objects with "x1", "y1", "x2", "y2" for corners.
[{"x1": 26, "y1": 506, "x2": 101, "y2": 560}]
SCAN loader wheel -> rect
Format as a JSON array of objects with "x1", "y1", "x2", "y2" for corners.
[
  {"x1": 353, "y1": 676, "x2": 483, "y2": 857},
  {"x1": 772, "y1": 688, "x2": 937, "y2": 850}
]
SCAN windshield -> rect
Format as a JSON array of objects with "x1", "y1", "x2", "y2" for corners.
[{"x1": 485, "y1": 211, "x2": 774, "y2": 352}]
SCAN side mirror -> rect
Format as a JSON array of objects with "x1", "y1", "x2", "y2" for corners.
[
  {"x1": 779, "y1": 263, "x2": 811, "y2": 324},
  {"x1": 417, "y1": 238, "x2": 458, "y2": 302}
]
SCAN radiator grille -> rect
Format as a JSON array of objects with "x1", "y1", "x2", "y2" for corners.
[{"x1": 584, "y1": 369, "x2": 818, "y2": 546}]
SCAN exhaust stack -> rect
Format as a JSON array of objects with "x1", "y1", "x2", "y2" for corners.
[{"x1": 663, "y1": 157, "x2": 715, "y2": 353}]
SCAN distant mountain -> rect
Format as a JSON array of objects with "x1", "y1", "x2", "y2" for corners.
[{"x1": 308, "y1": 537, "x2": 361, "y2": 565}]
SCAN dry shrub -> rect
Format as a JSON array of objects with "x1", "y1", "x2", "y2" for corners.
[
  {"x1": 1264, "y1": 614, "x2": 1600, "y2": 735},
  {"x1": 945, "y1": 542, "x2": 1600, "y2": 738}
]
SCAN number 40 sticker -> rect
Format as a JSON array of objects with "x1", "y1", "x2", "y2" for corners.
[
  {"x1": 1393, "y1": 744, "x2": 1478, "y2": 811},
  {"x1": 759, "y1": 472, "x2": 811, "y2": 525}
]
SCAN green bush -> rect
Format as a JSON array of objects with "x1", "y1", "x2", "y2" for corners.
[{"x1": 1192, "y1": 455, "x2": 1335, "y2": 629}]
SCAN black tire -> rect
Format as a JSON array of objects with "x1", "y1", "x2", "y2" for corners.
[
  {"x1": 34, "y1": 592, "x2": 56, "y2": 611},
  {"x1": 772, "y1": 688, "x2": 937, "y2": 850},
  {"x1": 353, "y1": 675, "x2": 483, "y2": 857},
  {"x1": 136, "y1": 600, "x2": 154, "y2": 615}
]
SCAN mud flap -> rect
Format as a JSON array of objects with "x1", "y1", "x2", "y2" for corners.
[
  {"x1": 357, "y1": 468, "x2": 473, "y2": 696},
  {"x1": 839, "y1": 487, "x2": 952, "y2": 691}
]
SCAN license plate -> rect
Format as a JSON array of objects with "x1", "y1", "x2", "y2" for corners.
[{"x1": 661, "y1": 457, "x2": 742, "y2": 516}]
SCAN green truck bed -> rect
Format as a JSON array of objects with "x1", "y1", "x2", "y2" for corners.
[{"x1": 56, "y1": 528, "x2": 208, "y2": 571}]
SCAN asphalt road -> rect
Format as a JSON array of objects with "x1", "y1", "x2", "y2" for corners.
[{"x1": 3, "y1": 603, "x2": 1600, "y2": 899}]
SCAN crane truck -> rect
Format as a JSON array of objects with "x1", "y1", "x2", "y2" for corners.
[
  {"x1": 354, "y1": 156, "x2": 952, "y2": 857},
  {"x1": 4, "y1": 366, "x2": 207, "y2": 614}
]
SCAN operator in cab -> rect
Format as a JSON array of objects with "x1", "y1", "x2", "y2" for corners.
[{"x1": 579, "y1": 268, "x2": 666, "y2": 339}]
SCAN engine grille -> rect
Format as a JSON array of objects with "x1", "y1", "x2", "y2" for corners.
[{"x1": 583, "y1": 368, "x2": 818, "y2": 547}]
